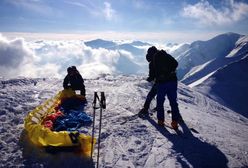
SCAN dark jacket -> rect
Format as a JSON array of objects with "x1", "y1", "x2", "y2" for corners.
[
  {"x1": 151, "y1": 50, "x2": 178, "y2": 83},
  {"x1": 63, "y1": 73, "x2": 85, "y2": 90},
  {"x1": 147, "y1": 61, "x2": 156, "y2": 82}
]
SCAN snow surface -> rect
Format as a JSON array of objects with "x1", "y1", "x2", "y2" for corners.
[
  {"x1": 226, "y1": 35, "x2": 248, "y2": 58},
  {"x1": 188, "y1": 71, "x2": 216, "y2": 88},
  {"x1": 1, "y1": 75, "x2": 248, "y2": 168}
]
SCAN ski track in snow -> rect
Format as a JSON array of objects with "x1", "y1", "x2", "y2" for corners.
[{"x1": 0, "y1": 75, "x2": 248, "y2": 168}]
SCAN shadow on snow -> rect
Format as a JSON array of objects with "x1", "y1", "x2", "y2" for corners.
[
  {"x1": 146, "y1": 117, "x2": 228, "y2": 168},
  {"x1": 19, "y1": 130, "x2": 94, "y2": 168}
]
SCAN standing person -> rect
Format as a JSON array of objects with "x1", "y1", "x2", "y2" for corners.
[
  {"x1": 63, "y1": 66, "x2": 86, "y2": 97},
  {"x1": 139, "y1": 46, "x2": 158, "y2": 116},
  {"x1": 146, "y1": 46, "x2": 182, "y2": 129}
]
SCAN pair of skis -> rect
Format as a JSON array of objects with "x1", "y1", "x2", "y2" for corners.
[
  {"x1": 131, "y1": 109, "x2": 199, "y2": 135},
  {"x1": 91, "y1": 92, "x2": 106, "y2": 168}
]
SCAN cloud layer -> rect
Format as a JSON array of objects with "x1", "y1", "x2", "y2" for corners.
[
  {"x1": 0, "y1": 34, "x2": 146, "y2": 79},
  {"x1": 182, "y1": 0, "x2": 248, "y2": 26},
  {"x1": 0, "y1": 34, "x2": 36, "y2": 77}
]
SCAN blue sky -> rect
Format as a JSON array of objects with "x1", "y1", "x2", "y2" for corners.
[{"x1": 1, "y1": 0, "x2": 248, "y2": 43}]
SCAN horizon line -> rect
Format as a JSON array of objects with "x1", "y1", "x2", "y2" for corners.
[{"x1": 0, "y1": 31, "x2": 232, "y2": 44}]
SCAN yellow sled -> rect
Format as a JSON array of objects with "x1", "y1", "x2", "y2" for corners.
[{"x1": 24, "y1": 89, "x2": 95, "y2": 157}]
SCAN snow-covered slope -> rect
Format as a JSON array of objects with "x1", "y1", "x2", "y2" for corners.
[
  {"x1": 175, "y1": 32, "x2": 242, "y2": 81},
  {"x1": 181, "y1": 34, "x2": 248, "y2": 86},
  {"x1": 195, "y1": 55, "x2": 248, "y2": 118},
  {"x1": 170, "y1": 43, "x2": 190, "y2": 60},
  {"x1": 1, "y1": 75, "x2": 247, "y2": 167},
  {"x1": 226, "y1": 35, "x2": 248, "y2": 58}
]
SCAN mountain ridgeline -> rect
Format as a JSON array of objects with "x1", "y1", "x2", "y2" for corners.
[
  {"x1": 172, "y1": 32, "x2": 244, "y2": 82},
  {"x1": 171, "y1": 32, "x2": 248, "y2": 118}
]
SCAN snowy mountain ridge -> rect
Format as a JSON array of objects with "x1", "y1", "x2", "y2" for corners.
[
  {"x1": 175, "y1": 32, "x2": 247, "y2": 84},
  {"x1": 173, "y1": 33, "x2": 248, "y2": 118},
  {"x1": 194, "y1": 54, "x2": 248, "y2": 118}
]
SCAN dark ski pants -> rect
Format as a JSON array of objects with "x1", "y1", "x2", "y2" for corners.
[
  {"x1": 156, "y1": 81, "x2": 180, "y2": 121},
  {"x1": 144, "y1": 84, "x2": 157, "y2": 110}
]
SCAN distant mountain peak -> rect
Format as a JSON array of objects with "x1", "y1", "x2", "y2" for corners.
[
  {"x1": 129, "y1": 41, "x2": 151, "y2": 46},
  {"x1": 84, "y1": 39, "x2": 117, "y2": 49}
]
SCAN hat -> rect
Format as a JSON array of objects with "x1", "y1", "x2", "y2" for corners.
[
  {"x1": 67, "y1": 67, "x2": 73, "y2": 73},
  {"x1": 146, "y1": 46, "x2": 157, "y2": 62},
  {"x1": 71, "y1": 66, "x2": 77, "y2": 71}
]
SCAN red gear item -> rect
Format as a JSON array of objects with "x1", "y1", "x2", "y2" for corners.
[
  {"x1": 44, "y1": 111, "x2": 64, "y2": 122},
  {"x1": 44, "y1": 120, "x2": 53, "y2": 129},
  {"x1": 42, "y1": 111, "x2": 64, "y2": 130}
]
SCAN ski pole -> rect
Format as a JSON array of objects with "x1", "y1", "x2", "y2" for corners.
[
  {"x1": 91, "y1": 92, "x2": 97, "y2": 159},
  {"x1": 100, "y1": 92, "x2": 106, "y2": 109},
  {"x1": 96, "y1": 92, "x2": 105, "y2": 168}
]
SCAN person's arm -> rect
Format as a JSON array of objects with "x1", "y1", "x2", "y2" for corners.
[
  {"x1": 168, "y1": 54, "x2": 178, "y2": 72},
  {"x1": 147, "y1": 62, "x2": 155, "y2": 82},
  {"x1": 63, "y1": 75, "x2": 69, "y2": 89}
]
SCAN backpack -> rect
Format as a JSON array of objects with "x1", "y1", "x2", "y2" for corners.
[{"x1": 153, "y1": 50, "x2": 178, "y2": 82}]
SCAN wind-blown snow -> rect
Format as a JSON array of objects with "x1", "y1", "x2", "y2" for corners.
[{"x1": 0, "y1": 75, "x2": 248, "y2": 167}]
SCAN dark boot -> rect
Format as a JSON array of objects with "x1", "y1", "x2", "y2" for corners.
[{"x1": 138, "y1": 108, "x2": 148, "y2": 117}]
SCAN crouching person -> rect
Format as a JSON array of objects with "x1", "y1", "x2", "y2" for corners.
[{"x1": 63, "y1": 66, "x2": 86, "y2": 97}]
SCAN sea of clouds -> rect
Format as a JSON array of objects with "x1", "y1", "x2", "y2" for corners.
[
  {"x1": 0, "y1": 34, "x2": 152, "y2": 79},
  {"x1": 0, "y1": 33, "x2": 184, "y2": 79}
]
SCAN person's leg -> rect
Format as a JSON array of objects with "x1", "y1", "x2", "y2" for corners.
[
  {"x1": 156, "y1": 83, "x2": 167, "y2": 122},
  {"x1": 144, "y1": 84, "x2": 157, "y2": 110},
  {"x1": 166, "y1": 81, "x2": 181, "y2": 121}
]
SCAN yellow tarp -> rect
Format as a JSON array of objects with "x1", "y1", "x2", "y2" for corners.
[{"x1": 24, "y1": 89, "x2": 95, "y2": 157}]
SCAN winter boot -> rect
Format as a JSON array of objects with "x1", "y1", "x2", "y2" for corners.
[
  {"x1": 171, "y1": 120, "x2": 179, "y2": 130},
  {"x1": 168, "y1": 110, "x2": 184, "y2": 123}
]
